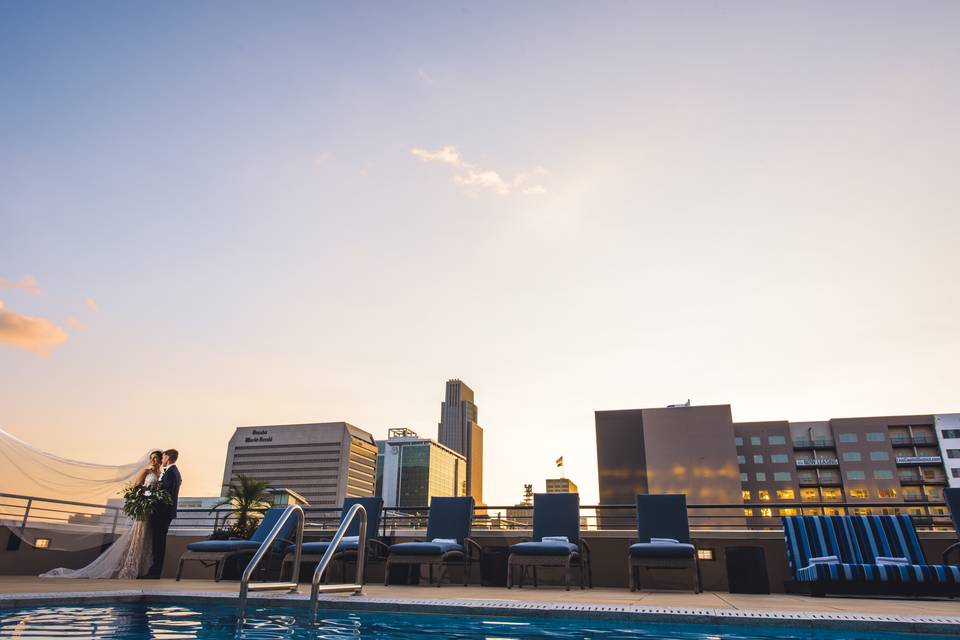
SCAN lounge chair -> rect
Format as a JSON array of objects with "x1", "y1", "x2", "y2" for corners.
[
  {"x1": 383, "y1": 496, "x2": 478, "y2": 587},
  {"x1": 628, "y1": 494, "x2": 701, "y2": 593},
  {"x1": 782, "y1": 514, "x2": 960, "y2": 597},
  {"x1": 944, "y1": 488, "x2": 960, "y2": 565},
  {"x1": 280, "y1": 496, "x2": 385, "y2": 583},
  {"x1": 177, "y1": 507, "x2": 296, "y2": 581},
  {"x1": 507, "y1": 492, "x2": 591, "y2": 591}
]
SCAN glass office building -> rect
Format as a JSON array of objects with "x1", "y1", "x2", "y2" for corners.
[{"x1": 376, "y1": 428, "x2": 466, "y2": 508}]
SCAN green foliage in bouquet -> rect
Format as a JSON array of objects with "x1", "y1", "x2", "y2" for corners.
[{"x1": 122, "y1": 482, "x2": 172, "y2": 520}]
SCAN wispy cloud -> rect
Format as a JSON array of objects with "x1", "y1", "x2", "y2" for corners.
[
  {"x1": 0, "y1": 275, "x2": 42, "y2": 295},
  {"x1": 84, "y1": 297, "x2": 98, "y2": 311},
  {"x1": 0, "y1": 300, "x2": 68, "y2": 355},
  {"x1": 65, "y1": 317, "x2": 87, "y2": 332},
  {"x1": 410, "y1": 145, "x2": 548, "y2": 197}
]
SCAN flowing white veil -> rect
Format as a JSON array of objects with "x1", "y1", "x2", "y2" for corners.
[{"x1": 0, "y1": 427, "x2": 155, "y2": 551}]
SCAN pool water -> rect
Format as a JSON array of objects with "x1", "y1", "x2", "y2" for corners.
[{"x1": 0, "y1": 603, "x2": 952, "y2": 640}]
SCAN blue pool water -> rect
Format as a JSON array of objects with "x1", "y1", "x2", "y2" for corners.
[{"x1": 0, "y1": 603, "x2": 952, "y2": 640}]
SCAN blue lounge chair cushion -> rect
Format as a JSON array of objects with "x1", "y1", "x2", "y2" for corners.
[
  {"x1": 796, "y1": 562, "x2": 960, "y2": 584},
  {"x1": 629, "y1": 542, "x2": 695, "y2": 559},
  {"x1": 388, "y1": 541, "x2": 464, "y2": 556},
  {"x1": 186, "y1": 540, "x2": 261, "y2": 553},
  {"x1": 510, "y1": 541, "x2": 578, "y2": 556},
  {"x1": 286, "y1": 539, "x2": 360, "y2": 555}
]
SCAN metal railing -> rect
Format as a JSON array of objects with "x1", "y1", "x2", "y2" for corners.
[
  {"x1": 309, "y1": 502, "x2": 367, "y2": 619},
  {"x1": 0, "y1": 492, "x2": 124, "y2": 548},
  {"x1": 238, "y1": 504, "x2": 304, "y2": 616}
]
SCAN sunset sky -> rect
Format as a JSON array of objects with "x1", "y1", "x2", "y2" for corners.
[{"x1": 2, "y1": 2, "x2": 959, "y2": 506}]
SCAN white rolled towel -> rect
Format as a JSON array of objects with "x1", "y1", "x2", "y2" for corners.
[
  {"x1": 875, "y1": 556, "x2": 909, "y2": 565},
  {"x1": 431, "y1": 538, "x2": 457, "y2": 545},
  {"x1": 809, "y1": 555, "x2": 839, "y2": 564},
  {"x1": 650, "y1": 537, "x2": 680, "y2": 544},
  {"x1": 542, "y1": 536, "x2": 570, "y2": 543}
]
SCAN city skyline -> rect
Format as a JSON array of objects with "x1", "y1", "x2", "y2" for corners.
[{"x1": 2, "y1": 2, "x2": 960, "y2": 507}]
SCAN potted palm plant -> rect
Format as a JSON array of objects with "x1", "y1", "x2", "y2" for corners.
[{"x1": 210, "y1": 474, "x2": 272, "y2": 539}]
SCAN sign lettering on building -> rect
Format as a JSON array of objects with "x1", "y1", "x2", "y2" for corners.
[{"x1": 245, "y1": 429, "x2": 273, "y2": 443}]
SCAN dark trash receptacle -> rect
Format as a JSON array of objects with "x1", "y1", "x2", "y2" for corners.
[
  {"x1": 388, "y1": 562, "x2": 421, "y2": 585},
  {"x1": 481, "y1": 547, "x2": 509, "y2": 587},
  {"x1": 725, "y1": 546, "x2": 770, "y2": 594}
]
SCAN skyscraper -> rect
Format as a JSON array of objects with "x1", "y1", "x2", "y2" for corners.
[
  {"x1": 438, "y1": 379, "x2": 484, "y2": 504},
  {"x1": 374, "y1": 428, "x2": 466, "y2": 508}
]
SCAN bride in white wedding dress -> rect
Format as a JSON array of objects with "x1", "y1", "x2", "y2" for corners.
[{"x1": 40, "y1": 450, "x2": 163, "y2": 579}]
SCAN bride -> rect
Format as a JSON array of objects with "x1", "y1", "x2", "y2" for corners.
[{"x1": 41, "y1": 450, "x2": 163, "y2": 579}]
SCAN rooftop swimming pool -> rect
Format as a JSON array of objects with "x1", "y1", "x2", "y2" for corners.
[{"x1": 0, "y1": 603, "x2": 954, "y2": 640}]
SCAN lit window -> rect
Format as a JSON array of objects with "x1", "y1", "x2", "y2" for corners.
[
  {"x1": 822, "y1": 488, "x2": 841, "y2": 500},
  {"x1": 768, "y1": 436, "x2": 786, "y2": 445},
  {"x1": 801, "y1": 488, "x2": 819, "y2": 501},
  {"x1": 743, "y1": 508, "x2": 754, "y2": 516},
  {"x1": 838, "y1": 433, "x2": 858, "y2": 443},
  {"x1": 753, "y1": 455, "x2": 764, "y2": 464},
  {"x1": 774, "y1": 472, "x2": 792, "y2": 482},
  {"x1": 758, "y1": 490, "x2": 771, "y2": 501},
  {"x1": 779, "y1": 508, "x2": 798, "y2": 516},
  {"x1": 853, "y1": 508, "x2": 873, "y2": 516},
  {"x1": 34, "y1": 538, "x2": 50, "y2": 549},
  {"x1": 842, "y1": 452, "x2": 862, "y2": 462},
  {"x1": 776, "y1": 489, "x2": 795, "y2": 500},
  {"x1": 878, "y1": 488, "x2": 897, "y2": 498},
  {"x1": 755, "y1": 472, "x2": 766, "y2": 481},
  {"x1": 850, "y1": 488, "x2": 868, "y2": 498},
  {"x1": 927, "y1": 487, "x2": 944, "y2": 500},
  {"x1": 824, "y1": 507, "x2": 844, "y2": 516},
  {"x1": 741, "y1": 490, "x2": 751, "y2": 500},
  {"x1": 760, "y1": 508, "x2": 773, "y2": 517},
  {"x1": 697, "y1": 548, "x2": 714, "y2": 561},
  {"x1": 771, "y1": 454, "x2": 789, "y2": 464},
  {"x1": 873, "y1": 469, "x2": 893, "y2": 480},
  {"x1": 865, "y1": 432, "x2": 885, "y2": 442},
  {"x1": 750, "y1": 436, "x2": 761, "y2": 445}
]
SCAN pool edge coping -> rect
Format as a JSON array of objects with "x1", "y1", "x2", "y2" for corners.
[{"x1": 1, "y1": 589, "x2": 958, "y2": 636}]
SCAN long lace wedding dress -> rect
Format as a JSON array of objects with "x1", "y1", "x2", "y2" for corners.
[{"x1": 40, "y1": 471, "x2": 157, "y2": 579}]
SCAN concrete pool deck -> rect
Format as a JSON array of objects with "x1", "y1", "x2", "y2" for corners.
[{"x1": 1, "y1": 576, "x2": 959, "y2": 635}]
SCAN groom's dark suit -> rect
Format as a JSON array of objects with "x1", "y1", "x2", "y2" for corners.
[{"x1": 147, "y1": 463, "x2": 181, "y2": 578}]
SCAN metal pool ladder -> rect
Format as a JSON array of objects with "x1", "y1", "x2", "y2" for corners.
[
  {"x1": 309, "y1": 502, "x2": 367, "y2": 619},
  {"x1": 238, "y1": 504, "x2": 305, "y2": 615}
]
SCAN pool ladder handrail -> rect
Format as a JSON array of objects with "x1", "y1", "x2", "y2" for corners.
[
  {"x1": 238, "y1": 504, "x2": 305, "y2": 615},
  {"x1": 309, "y1": 502, "x2": 367, "y2": 619}
]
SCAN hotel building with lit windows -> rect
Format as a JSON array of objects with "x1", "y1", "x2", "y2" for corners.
[{"x1": 596, "y1": 405, "x2": 958, "y2": 524}]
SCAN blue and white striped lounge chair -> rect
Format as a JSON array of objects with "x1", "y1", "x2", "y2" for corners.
[
  {"x1": 280, "y1": 496, "x2": 384, "y2": 583},
  {"x1": 507, "y1": 493, "x2": 592, "y2": 591},
  {"x1": 177, "y1": 508, "x2": 295, "y2": 581},
  {"x1": 782, "y1": 515, "x2": 960, "y2": 597},
  {"x1": 384, "y1": 496, "x2": 478, "y2": 587},
  {"x1": 628, "y1": 494, "x2": 701, "y2": 593}
]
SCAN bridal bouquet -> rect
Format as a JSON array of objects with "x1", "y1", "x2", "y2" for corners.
[{"x1": 121, "y1": 483, "x2": 172, "y2": 520}]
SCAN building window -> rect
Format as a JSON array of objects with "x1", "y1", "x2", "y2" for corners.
[
  {"x1": 758, "y1": 490, "x2": 771, "y2": 501},
  {"x1": 771, "y1": 454, "x2": 789, "y2": 464},
  {"x1": 750, "y1": 436, "x2": 761, "y2": 445},
  {"x1": 874, "y1": 469, "x2": 893, "y2": 480},
  {"x1": 865, "y1": 432, "x2": 885, "y2": 442},
  {"x1": 952, "y1": 469, "x2": 960, "y2": 478},
  {"x1": 824, "y1": 507, "x2": 844, "y2": 516},
  {"x1": 942, "y1": 429, "x2": 960, "y2": 439},
  {"x1": 849, "y1": 488, "x2": 868, "y2": 498},
  {"x1": 780, "y1": 507, "x2": 798, "y2": 516},
  {"x1": 743, "y1": 508, "x2": 754, "y2": 516},
  {"x1": 741, "y1": 490, "x2": 751, "y2": 500},
  {"x1": 853, "y1": 508, "x2": 873, "y2": 516},
  {"x1": 847, "y1": 470, "x2": 866, "y2": 481},
  {"x1": 947, "y1": 449, "x2": 960, "y2": 459},
  {"x1": 926, "y1": 487, "x2": 944, "y2": 500},
  {"x1": 842, "y1": 452, "x2": 862, "y2": 462},
  {"x1": 776, "y1": 489, "x2": 795, "y2": 500},
  {"x1": 753, "y1": 455, "x2": 764, "y2": 464},
  {"x1": 756, "y1": 472, "x2": 766, "y2": 481},
  {"x1": 768, "y1": 435, "x2": 786, "y2": 445},
  {"x1": 878, "y1": 488, "x2": 897, "y2": 498},
  {"x1": 822, "y1": 488, "x2": 841, "y2": 500},
  {"x1": 774, "y1": 472, "x2": 792, "y2": 482},
  {"x1": 737, "y1": 455, "x2": 746, "y2": 464},
  {"x1": 735, "y1": 437, "x2": 743, "y2": 446},
  {"x1": 740, "y1": 472, "x2": 748, "y2": 481},
  {"x1": 801, "y1": 488, "x2": 819, "y2": 501},
  {"x1": 838, "y1": 433, "x2": 858, "y2": 443},
  {"x1": 760, "y1": 508, "x2": 773, "y2": 518},
  {"x1": 869, "y1": 451, "x2": 889, "y2": 461}
]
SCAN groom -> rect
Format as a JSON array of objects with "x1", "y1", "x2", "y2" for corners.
[{"x1": 145, "y1": 448, "x2": 182, "y2": 579}]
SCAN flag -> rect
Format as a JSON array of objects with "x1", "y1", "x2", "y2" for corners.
[{"x1": 555, "y1": 456, "x2": 563, "y2": 467}]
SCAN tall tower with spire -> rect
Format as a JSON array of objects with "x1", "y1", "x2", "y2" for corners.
[{"x1": 438, "y1": 379, "x2": 484, "y2": 504}]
